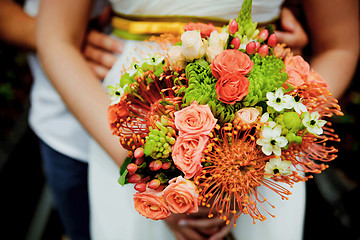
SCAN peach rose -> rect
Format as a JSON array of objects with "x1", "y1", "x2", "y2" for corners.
[
  {"x1": 211, "y1": 49, "x2": 253, "y2": 78},
  {"x1": 172, "y1": 134, "x2": 208, "y2": 179},
  {"x1": 163, "y1": 176, "x2": 199, "y2": 214},
  {"x1": 285, "y1": 66, "x2": 305, "y2": 87},
  {"x1": 181, "y1": 30, "x2": 207, "y2": 61},
  {"x1": 133, "y1": 190, "x2": 171, "y2": 220},
  {"x1": 284, "y1": 55, "x2": 310, "y2": 80},
  {"x1": 215, "y1": 72, "x2": 249, "y2": 105},
  {"x1": 307, "y1": 69, "x2": 329, "y2": 88},
  {"x1": 174, "y1": 101, "x2": 217, "y2": 136},
  {"x1": 234, "y1": 107, "x2": 260, "y2": 124},
  {"x1": 184, "y1": 22, "x2": 219, "y2": 38},
  {"x1": 168, "y1": 46, "x2": 186, "y2": 69}
]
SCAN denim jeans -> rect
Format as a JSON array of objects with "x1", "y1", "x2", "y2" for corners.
[{"x1": 39, "y1": 140, "x2": 90, "y2": 240}]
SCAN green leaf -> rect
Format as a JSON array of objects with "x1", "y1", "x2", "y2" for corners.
[
  {"x1": 118, "y1": 156, "x2": 132, "y2": 186},
  {"x1": 158, "y1": 172, "x2": 169, "y2": 184},
  {"x1": 118, "y1": 169, "x2": 129, "y2": 186},
  {"x1": 120, "y1": 156, "x2": 132, "y2": 175}
]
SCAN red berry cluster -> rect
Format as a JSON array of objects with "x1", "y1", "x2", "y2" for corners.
[
  {"x1": 246, "y1": 29, "x2": 277, "y2": 57},
  {"x1": 126, "y1": 147, "x2": 181, "y2": 193}
]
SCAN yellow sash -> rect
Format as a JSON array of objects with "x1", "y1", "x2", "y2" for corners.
[
  {"x1": 111, "y1": 12, "x2": 278, "y2": 40},
  {"x1": 111, "y1": 12, "x2": 229, "y2": 40}
]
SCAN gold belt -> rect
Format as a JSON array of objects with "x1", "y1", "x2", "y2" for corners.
[
  {"x1": 111, "y1": 12, "x2": 278, "y2": 40},
  {"x1": 111, "y1": 12, "x2": 228, "y2": 40}
]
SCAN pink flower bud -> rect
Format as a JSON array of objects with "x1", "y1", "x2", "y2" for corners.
[
  {"x1": 229, "y1": 19, "x2": 238, "y2": 34},
  {"x1": 230, "y1": 37, "x2": 241, "y2": 49},
  {"x1": 258, "y1": 29, "x2": 269, "y2": 41},
  {"x1": 155, "y1": 184, "x2": 165, "y2": 192},
  {"x1": 135, "y1": 157, "x2": 144, "y2": 165},
  {"x1": 128, "y1": 174, "x2": 142, "y2": 183},
  {"x1": 161, "y1": 162, "x2": 172, "y2": 170},
  {"x1": 267, "y1": 33, "x2": 277, "y2": 47},
  {"x1": 255, "y1": 41, "x2": 261, "y2": 52},
  {"x1": 258, "y1": 44, "x2": 269, "y2": 57},
  {"x1": 134, "y1": 182, "x2": 146, "y2": 192},
  {"x1": 134, "y1": 147, "x2": 144, "y2": 158},
  {"x1": 246, "y1": 41, "x2": 256, "y2": 54},
  {"x1": 127, "y1": 163, "x2": 138, "y2": 174},
  {"x1": 148, "y1": 179, "x2": 161, "y2": 189},
  {"x1": 149, "y1": 160, "x2": 162, "y2": 171},
  {"x1": 140, "y1": 176, "x2": 150, "y2": 183}
]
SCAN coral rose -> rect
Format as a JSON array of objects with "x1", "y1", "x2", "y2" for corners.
[
  {"x1": 211, "y1": 49, "x2": 253, "y2": 78},
  {"x1": 163, "y1": 176, "x2": 199, "y2": 214},
  {"x1": 285, "y1": 66, "x2": 305, "y2": 87},
  {"x1": 168, "y1": 45, "x2": 186, "y2": 69},
  {"x1": 215, "y1": 72, "x2": 249, "y2": 105},
  {"x1": 174, "y1": 101, "x2": 217, "y2": 136},
  {"x1": 184, "y1": 22, "x2": 219, "y2": 38},
  {"x1": 172, "y1": 134, "x2": 208, "y2": 179},
  {"x1": 133, "y1": 190, "x2": 171, "y2": 220},
  {"x1": 234, "y1": 107, "x2": 260, "y2": 124},
  {"x1": 284, "y1": 55, "x2": 310, "y2": 80},
  {"x1": 181, "y1": 30, "x2": 207, "y2": 61}
]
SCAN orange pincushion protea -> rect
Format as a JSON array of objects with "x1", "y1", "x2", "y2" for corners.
[
  {"x1": 194, "y1": 122, "x2": 294, "y2": 225},
  {"x1": 109, "y1": 68, "x2": 187, "y2": 151},
  {"x1": 282, "y1": 82, "x2": 342, "y2": 175},
  {"x1": 195, "y1": 85, "x2": 343, "y2": 225}
]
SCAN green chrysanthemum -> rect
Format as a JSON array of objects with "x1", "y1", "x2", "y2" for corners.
[
  {"x1": 181, "y1": 61, "x2": 241, "y2": 124},
  {"x1": 241, "y1": 53, "x2": 288, "y2": 107}
]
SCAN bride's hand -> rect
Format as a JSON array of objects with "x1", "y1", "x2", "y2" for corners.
[
  {"x1": 165, "y1": 206, "x2": 234, "y2": 240},
  {"x1": 275, "y1": 7, "x2": 308, "y2": 56},
  {"x1": 180, "y1": 206, "x2": 234, "y2": 240},
  {"x1": 165, "y1": 213, "x2": 208, "y2": 240}
]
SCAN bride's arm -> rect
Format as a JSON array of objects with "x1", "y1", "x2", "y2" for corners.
[
  {"x1": 36, "y1": 0, "x2": 127, "y2": 166},
  {"x1": 304, "y1": 0, "x2": 359, "y2": 99}
]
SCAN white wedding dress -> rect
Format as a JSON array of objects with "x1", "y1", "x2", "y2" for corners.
[{"x1": 89, "y1": 0, "x2": 306, "y2": 239}]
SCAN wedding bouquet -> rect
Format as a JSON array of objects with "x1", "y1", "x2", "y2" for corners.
[{"x1": 107, "y1": 0, "x2": 342, "y2": 225}]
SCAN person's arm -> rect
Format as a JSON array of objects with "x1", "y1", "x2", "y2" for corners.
[
  {"x1": 36, "y1": 0, "x2": 127, "y2": 166},
  {"x1": 0, "y1": 0, "x2": 123, "y2": 79},
  {"x1": 304, "y1": 0, "x2": 359, "y2": 99},
  {"x1": 0, "y1": 0, "x2": 35, "y2": 49}
]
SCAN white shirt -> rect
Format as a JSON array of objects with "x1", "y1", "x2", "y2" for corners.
[{"x1": 24, "y1": 0, "x2": 109, "y2": 161}]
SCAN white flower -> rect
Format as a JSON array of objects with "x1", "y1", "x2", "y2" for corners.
[
  {"x1": 144, "y1": 53, "x2": 165, "y2": 70},
  {"x1": 107, "y1": 84, "x2": 127, "y2": 105},
  {"x1": 256, "y1": 124, "x2": 288, "y2": 156},
  {"x1": 128, "y1": 62, "x2": 143, "y2": 77},
  {"x1": 206, "y1": 46, "x2": 222, "y2": 63},
  {"x1": 208, "y1": 31, "x2": 229, "y2": 49},
  {"x1": 206, "y1": 31, "x2": 229, "y2": 62},
  {"x1": 260, "y1": 112, "x2": 270, "y2": 123},
  {"x1": 264, "y1": 157, "x2": 292, "y2": 177},
  {"x1": 181, "y1": 30, "x2": 207, "y2": 61},
  {"x1": 168, "y1": 46, "x2": 186, "y2": 69},
  {"x1": 302, "y1": 111, "x2": 326, "y2": 135},
  {"x1": 266, "y1": 88, "x2": 292, "y2": 112},
  {"x1": 288, "y1": 95, "x2": 307, "y2": 114}
]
